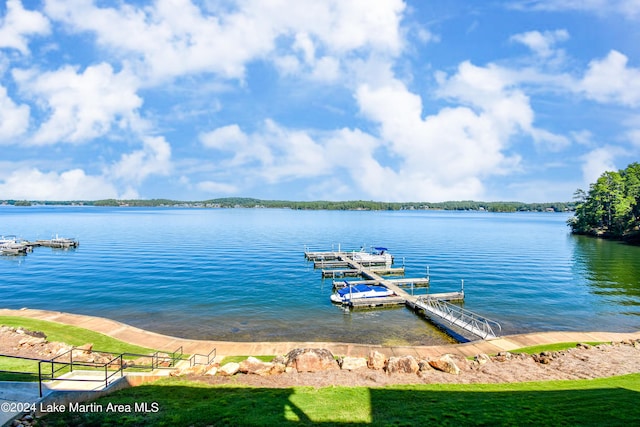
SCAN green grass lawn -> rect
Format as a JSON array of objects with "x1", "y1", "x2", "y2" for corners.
[
  {"x1": 0, "y1": 355, "x2": 42, "y2": 381},
  {"x1": 36, "y1": 374, "x2": 640, "y2": 426},
  {"x1": 220, "y1": 355, "x2": 275, "y2": 364},
  {"x1": 0, "y1": 316, "x2": 156, "y2": 354},
  {"x1": 509, "y1": 342, "x2": 604, "y2": 355},
  {"x1": 0, "y1": 316, "x2": 159, "y2": 381}
]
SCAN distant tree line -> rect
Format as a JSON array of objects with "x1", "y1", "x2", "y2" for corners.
[
  {"x1": 2, "y1": 197, "x2": 574, "y2": 212},
  {"x1": 568, "y1": 163, "x2": 640, "y2": 243}
]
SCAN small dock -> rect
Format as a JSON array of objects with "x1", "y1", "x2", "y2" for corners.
[
  {"x1": 33, "y1": 237, "x2": 79, "y2": 249},
  {"x1": 306, "y1": 247, "x2": 501, "y2": 341},
  {"x1": 1, "y1": 235, "x2": 79, "y2": 257}
]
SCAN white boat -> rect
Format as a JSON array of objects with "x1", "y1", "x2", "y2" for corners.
[
  {"x1": 351, "y1": 246, "x2": 393, "y2": 266},
  {"x1": 0, "y1": 235, "x2": 29, "y2": 255},
  {"x1": 330, "y1": 283, "x2": 395, "y2": 303}
]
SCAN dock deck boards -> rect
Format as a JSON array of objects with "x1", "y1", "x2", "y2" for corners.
[
  {"x1": 321, "y1": 267, "x2": 405, "y2": 278},
  {"x1": 333, "y1": 278, "x2": 430, "y2": 288}
]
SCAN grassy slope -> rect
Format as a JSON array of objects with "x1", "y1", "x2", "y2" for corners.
[
  {"x1": 0, "y1": 316, "x2": 155, "y2": 354},
  {"x1": 0, "y1": 316, "x2": 157, "y2": 380}
]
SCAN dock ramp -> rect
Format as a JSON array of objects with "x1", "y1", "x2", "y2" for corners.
[{"x1": 412, "y1": 296, "x2": 501, "y2": 340}]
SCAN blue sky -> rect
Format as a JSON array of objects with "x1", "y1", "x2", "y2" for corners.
[{"x1": 1, "y1": 0, "x2": 639, "y2": 202}]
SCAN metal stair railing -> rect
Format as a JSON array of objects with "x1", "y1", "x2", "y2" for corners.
[
  {"x1": 415, "y1": 296, "x2": 501, "y2": 340},
  {"x1": 189, "y1": 348, "x2": 217, "y2": 367},
  {"x1": 38, "y1": 352, "x2": 125, "y2": 397},
  {"x1": 1, "y1": 345, "x2": 191, "y2": 398}
]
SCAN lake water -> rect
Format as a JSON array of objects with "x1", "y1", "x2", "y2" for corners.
[{"x1": 1, "y1": 207, "x2": 639, "y2": 346}]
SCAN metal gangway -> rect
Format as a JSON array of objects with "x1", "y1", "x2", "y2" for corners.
[{"x1": 414, "y1": 296, "x2": 501, "y2": 340}]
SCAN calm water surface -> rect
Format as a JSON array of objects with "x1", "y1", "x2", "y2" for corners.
[{"x1": 1, "y1": 207, "x2": 639, "y2": 345}]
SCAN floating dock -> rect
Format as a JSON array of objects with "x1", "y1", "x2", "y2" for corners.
[
  {"x1": 306, "y1": 247, "x2": 501, "y2": 340},
  {"x1": 1, "y1": 235, "x2": 79, "y2": 256},
  {"x1": 33, "y1": 237, "x2": 79, "y2": 249}
]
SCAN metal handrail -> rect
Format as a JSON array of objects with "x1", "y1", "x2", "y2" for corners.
[
  {"x1": 50, "y1": 349, "x2": 74, "y2": 377},
  {"x1": 415, "y1": 296, "x2": 502, "y2": 340},
  {"x1": 1, "y1": 343, "x2": 197, "y2": 398},
  {"x1": 71, "y1": 349, "x2": 169, "y2": 370},
  {"x1": 0, "y1": 353, "x2": 46, "y2": 362},
  {"x1": 1, "y1": 346, "x2": 181, "y2": 397},
  {"x1": 170, "y1": 346, "x2": 184, "y2": 367},
  {"x1": 103, "y1": 354, "x2": 124, "y2": 389},
  {"x1": 45, "y1": 353, "x2": 124, "y2": 379},
  {"x1": 0, "y1": 354, "x2": 43, "y2": 378},
  {"x1": 189, "y1": 348, "x2": 216, "y2": 367},
  {"x1": 37, "y1": 354, "x2": 124, "y2": 397}
]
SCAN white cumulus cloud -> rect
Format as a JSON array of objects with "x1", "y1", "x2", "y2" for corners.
[
  {"x1": 13, "y1": 63, "x2": 142, "y2": 145},
  {"x1": 201, "y1": 120, "x2": 329, "y2": 183},
  {"x1": 354, "y1": 82, "x2": 522, "y2": 200},
  {"x1": 200, "y1": 124, "x2": 249, "y2": 151},
  {"x1": 581, "y1": 146, "x2": 624, "y2": 186},
  {"x1": 43, "y1": 0, "x2": 405, "y2": 84},
  {"x1": 0, "y1": 84, "x2": 30, "y2": 143},
  {"x1": 0, "y1": 168, "x2": 118, "y2": 200},
  {"x1": 510, "y1": 29, "x2": 569, "y2": 58},
  {"x1": 110, "y1": 135, "x2": 172, "y2": 183},
  {"x1": 0, "y1": 0, "x2": 50, "y2": 55},
  {"x1": 579, "y1": 50, "x2": 640, "y2": 106},
  {"x1": 197, "y1": 180, "x2": 238, "y2": 195}
]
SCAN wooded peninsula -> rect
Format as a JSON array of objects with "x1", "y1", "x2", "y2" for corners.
[{"x1": 568, "y1": 162, "x2": 640, "y2": 244}]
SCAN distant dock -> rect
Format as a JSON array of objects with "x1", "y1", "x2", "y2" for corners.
[
  {"x1": 305, "y1": 247, "x2": 500, "y2": 340},
  {"x1": 32, "y1": 236, "x2": 79, "y2": 249},
  {"x1": 1, "y1": 235, "x2": 79, "y2": 256}
]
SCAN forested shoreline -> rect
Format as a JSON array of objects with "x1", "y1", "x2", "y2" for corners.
[
  {"x1": 1, "y1": 198, "x2": 573, "y2": 212},
  {"x1": 568, "y1": 163, "x2": 640, "y2": 244}
]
